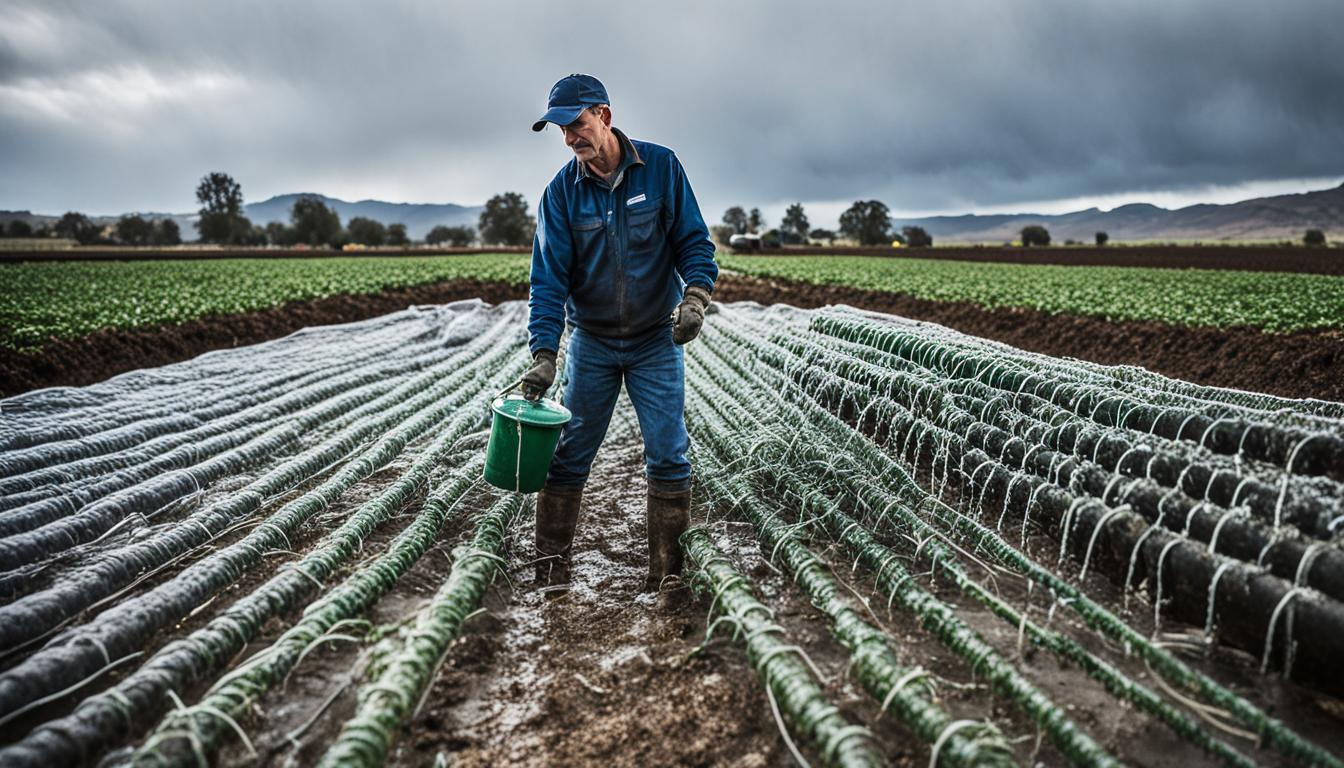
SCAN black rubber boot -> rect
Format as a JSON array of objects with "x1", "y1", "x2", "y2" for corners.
[
  {"x1": 645, "y1": 481, "x2": 691, "y2": 595},
  {"x1": 535, "y1": 484, "x2": 582, "y2": 589}
]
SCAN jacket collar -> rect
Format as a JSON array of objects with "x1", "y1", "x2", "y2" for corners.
[{"x1": 575, "y1": 127, "x2": 643, "y2": 186}]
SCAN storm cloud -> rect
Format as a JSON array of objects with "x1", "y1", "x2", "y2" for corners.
[{"x1": 2, "y1": 0, "x2": 1342, "y2": 224}]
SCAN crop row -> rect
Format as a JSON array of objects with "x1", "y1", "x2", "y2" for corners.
[
  {"x1": 720, "y1": 254, "x2": 1344, "y2": 332},
  {"x1": 677, "y1": 303, "x2": 1342, "y2": 766},
  {"x1": 0, "y1": 302, "x2": 530, "y2": 766},
  {"x1": 0, "y1": 254, "x2": 530, "y2": 349},
  {"x1": 1, "y1": 298, "x2": 1340, "y2": 767},
  {"x1": 10, "y1": 250, "x2": 1344, "y2": 354}
]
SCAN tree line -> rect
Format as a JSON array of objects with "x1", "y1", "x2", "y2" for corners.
[
  {"x1": 2, "y1": 172, "x2": 540, "y2": 248},
  {"x1": 714, "y1": 200, "x2": 933, "y2": 248},
  {"x1": 191, "y1": 173, "x2": 537, "y2": 248},
  {"x1": 8, "y1": 177, "x2": 1332, "y2": 249},
  {"x1": 713, "y1": 202, "x2": 1332, "y2": 249},
  {"x1": 0, "y1": 213, "x2": 182, "y2": 246}
]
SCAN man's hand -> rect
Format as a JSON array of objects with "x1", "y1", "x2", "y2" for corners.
[
  {"x1": 671, "y1": 286, "x2": 712, "y2": 345},
  {"x1": 521, "y1": 350, "x2": 557, "y2": 400}
]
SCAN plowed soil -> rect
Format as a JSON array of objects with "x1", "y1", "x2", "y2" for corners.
[
  {"x1": 748, "y1": 245, "x2": 1344, "y2": 276},
  {"x1": 714, "y1": 275, "x2": 1344, "y2": 402},
  {"x1": 0, "y1": 280, "x2": 524, "y2": 396},
  {"x1": 3, "y1": 274, "x2": 1342, "y2": 402}
]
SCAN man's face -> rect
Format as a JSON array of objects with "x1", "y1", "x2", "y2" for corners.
[{"x1": 560, "y1": 106, "x2": 611, "y2": 164}]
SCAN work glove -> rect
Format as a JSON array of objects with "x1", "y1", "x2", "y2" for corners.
[
  {"x1": 671, "y1": 286, "x2": 712, "y2": 345},
  {"x1": 521, "y1": 349, "x2": 557, "y2": 401}
]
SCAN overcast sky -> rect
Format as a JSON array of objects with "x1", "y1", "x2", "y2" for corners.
[{"x1": 2, "y1": 0, "x2": 1343, "y2": 228}]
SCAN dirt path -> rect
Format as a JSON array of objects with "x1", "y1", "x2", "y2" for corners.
[
  {"x1": 204, "y1": 407, "x2": 789, "y2": 767},
  {"x1": 391, "y1": 407, "x2": 791, "y2": 766}
]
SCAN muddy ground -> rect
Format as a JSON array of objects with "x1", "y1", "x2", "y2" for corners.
[
  {"x1": 5, "y1": 275, "x2": 1341, "y2": 402},
  {"x1": 180, "y1": 407, "x2": 1339, "y2": 768}
]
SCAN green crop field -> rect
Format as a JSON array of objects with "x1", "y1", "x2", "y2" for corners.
[
  {"x1": 719, "y1": 254, "x2": 1344, "y2": 333},
  {"x1": 5, "y1": 251, "x2": 1343, "y2": 351},
  {"x1": 0, "y1": 254, "x2": 531, "y2": 349}
]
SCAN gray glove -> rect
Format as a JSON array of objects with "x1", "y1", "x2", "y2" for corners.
[
  {"x1": 521, "y1": 350, "x2": 557, "y2": 401},
  {"x1": 671, "y1": 286, "x2": 712, "y2": 345}
]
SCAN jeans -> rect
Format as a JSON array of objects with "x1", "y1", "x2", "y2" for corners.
[{"x1": 546, "y1": 323, "x2": 691, "y2": 491}]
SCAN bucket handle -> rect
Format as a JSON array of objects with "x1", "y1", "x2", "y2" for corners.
[{"x1": 493, "y1": 377, "x2": 525, "y2": 404}]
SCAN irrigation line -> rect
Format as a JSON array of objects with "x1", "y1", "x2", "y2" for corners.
[
  {"x1": 0, "y1": 304, "x2": 461, "y2": 451},
  {"x1": 0, "y1": 352, "x2": 524, "y2": 763},
  {"x1": 811, "y1": 379, "x2": 1344, "y2": 697},
  {"x1": 7, "y1": 451, "x2": 492, "y2": 768},
  {"x1": 809, "y1": 311, "x2": 1344, "y2": 479},
  {"x1": 0, "y1": 339, "x2": 480, "y2": 567},
  {"x1": 0, "y1": 335, "x2": 455, "y2": 489},
  {"x1": 0, "y1": 333, "x2": 517, "y2": 674},
  {"x1": 312, "y1": 492, "x2": 531, "y2": 768},
  {"x1": 690, "y1": 440, "x2": 1017, "y2": 767},
  {"x1": 689, "y1": 364, "x2": 1119, "y2": 766},
  {"x1": 696, "y1": 308, "x2": 1341, "y2": 768},
  {"x1": 781, "y1": 329, "x2": 1343, "y2": 548},
  {"x1": 681, "y1": 527, "x2": 888, "y2": 768}
]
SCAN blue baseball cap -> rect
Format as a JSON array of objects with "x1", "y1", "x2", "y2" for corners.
[{"x1": 531, "y1": 74, "x2": 609, "y2": 132}]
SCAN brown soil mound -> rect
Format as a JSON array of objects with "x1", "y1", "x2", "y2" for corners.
[
  {"x1": 746, "y1": 245, "x2": 1344, "y2": 275},
  {"x1": 0, "y1": 279, "x2": 526, "y2": 396},
  {"x1": 3, "y1": 275, "x2": 1341, "y2": 403},
  {"x1": 715, "y1": 275, "x2": 1344, "y2": 402}
]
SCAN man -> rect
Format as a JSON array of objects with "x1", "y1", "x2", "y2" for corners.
[{"x1": 522, "y1": 74, "x2": 718, "y2": 595}]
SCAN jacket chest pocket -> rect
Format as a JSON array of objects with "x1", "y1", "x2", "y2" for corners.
[
  {"x1": 570, "y1": 216, "x2": 605, "y2": 259},
  {"x1": 626, "y1": 200, "x2": 663, "y2": 255}
]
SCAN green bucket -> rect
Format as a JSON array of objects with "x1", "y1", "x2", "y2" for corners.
[{"x1": 483, "y1": 392, "x2": 572, "y2": 493}]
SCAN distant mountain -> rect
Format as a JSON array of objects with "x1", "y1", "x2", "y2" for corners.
[
  {"x1": 893, "y1": 183, "x2": 1344, "y2": 243},
  {"x1": 7, "y1": 183, "x2": 1342, "y2": 245},
  {"x1": 243, "y1": 194, "x2": 482, "y2": 240}
]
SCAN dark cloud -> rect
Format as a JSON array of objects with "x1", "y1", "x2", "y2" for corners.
[{"x1": 2, "y1": 0, "x2": 1342, "y2": 223}]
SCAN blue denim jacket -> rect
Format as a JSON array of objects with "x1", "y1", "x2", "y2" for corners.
[{"x1": 528, "y1": 129, "x2": 718, "y2": 354}]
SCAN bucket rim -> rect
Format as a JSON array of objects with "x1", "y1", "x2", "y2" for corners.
[{"x1": 491, "y1": 393, "x2": 572, "y2": 427}]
